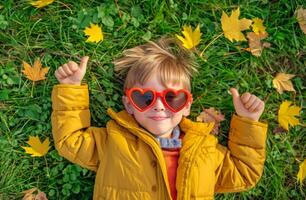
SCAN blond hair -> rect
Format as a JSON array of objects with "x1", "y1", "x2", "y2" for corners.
[{"x1": 113, "y1": 37, "x2": 198, "y2": 91}]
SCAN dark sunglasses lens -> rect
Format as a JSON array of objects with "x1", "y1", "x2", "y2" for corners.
[
  {"x1": 165, "y1": 91, "x2": 188, "y2": 110},
  {"x1": 131, "y1": 91, "x2": 154, "y2": 110}
]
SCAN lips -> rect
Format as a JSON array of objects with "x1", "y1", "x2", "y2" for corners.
[{"x1": 149, "y1": 116, "x2": 169, "y2": 121}]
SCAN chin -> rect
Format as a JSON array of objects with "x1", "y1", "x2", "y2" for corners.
[{"x1": 148, "y1": 126, "x2": 172, "y2": 136}]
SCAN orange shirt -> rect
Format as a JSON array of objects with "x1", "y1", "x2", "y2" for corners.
[
  {"x1": 161, "y1": 132, "x2": 185, "y2": 200},
  {"x1": 162, "y1": 148, "x2": 179, "y2": 200}
]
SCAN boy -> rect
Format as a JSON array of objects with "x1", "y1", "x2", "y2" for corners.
[{"x1": 52, "y1": 38, "x2": 268, "y2": 200}]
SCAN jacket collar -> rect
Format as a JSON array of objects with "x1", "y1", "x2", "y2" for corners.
[{"x1": 107, "y1": 108, "x2": 214, "y2": 137}]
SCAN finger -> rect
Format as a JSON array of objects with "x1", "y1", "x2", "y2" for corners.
[
  {"x1": 248, "y1": 99, "x2": 261, "y2": 112},
  {"x1": 62, "y1": 64, "x2": 73, "y2": 75},
  {"x1": 254, "y1": 101, "x2": 265, "y2": 112},
  {"x1": 245, "y1": 95, "x2": 257, "y2": 109},
  {"x1": 241, "y1": 92, "x2": 251, "y2": 104},
  {"x1": 57, "y1": 67, "x2": 68, "y2": 77},
  {"x1": 79, "y1": 56, "x2": 89, "y2": 70},
  {"x1": 229, "y1": 88, "x2": 241, "y2": 107},
  {"x1": 55, "y1": 70, "x2": 63, "y2": 79},
  {"x1": 68, "y1": 61, "x2": 79, "y2": 72}
]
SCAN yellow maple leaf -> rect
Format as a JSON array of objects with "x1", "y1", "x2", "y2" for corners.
[
  {"x1": 221, "y1": 7, "x2": 252, "y2": 42},
  {"x1": 175, "y1": 25, "x2": 202, "y2": 49},
  {"x1": 251, "y1": 18, "x2": 266, "y2": 34},
  {"x1": 84, "y1": 23, "x2": 104, "y2": 43},
  {"x1": 22, "y1": 59, "x2": 49, "y2": 82},
  {"x1": 297, "y1": 159, "x2": 306, "y2": 185},
  {"x1": 21, "y1": 136, "x2": 50, "y2": 157},
  {"x1": 272, "y1": 73, "x2": 296, "y2": 94},
  {"x1": 296, "y1": 8, "x2": 306, "y2": 34},
  {"x1": 278, "y1": 101, "x2": 301, "y2": 131},
  {"x1": 30, "y1": 0, "x2": 54, "y2": 8}
]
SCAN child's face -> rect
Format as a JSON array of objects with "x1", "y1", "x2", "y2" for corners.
[{"x1": 123, "y1": 73, "x2": 192, "y2": 138}]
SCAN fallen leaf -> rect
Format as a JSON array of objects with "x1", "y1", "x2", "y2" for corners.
[
  {"x1": 273, "y1": 126, "x2": 287, "y2": 134},
  {"x1": 22, "y1": 187, "x2": 48, "y2": 200},
  {"x1": 175, "y1": 25, "x2": 202, "y2": 49},
  {"x1": 246, "y1": 32, "x2": 270, "y2": 57},
  {"x1": 196, "y1": 107, "x2": 225, "y2": 135},
  {"x1": 84, "y1": 23, "x2": 103, "y2": 43},
  {"x1": 21, "y1": 136, "x2": 50, "y2": 157},
  {"x1": 0, "y1": 102, "x2": 7, "y2": 109},
  {"x1": 30, "y1": 0, "x2": 54, "y2": 8},
  {"x1": 35, "y1": 191, "x2": 48, "y2": 200},
  {"x1": 278, "y1": 101, "x2": 301, "y2": 131},
  {"x1": 297, "y1": 159, "x2": 306, "y2": 185},
  {"x1": 296, "y1": 8, "x2": 306, "y2": 34},
  {"x1": 251, "y1": 18, "x2": 267, "y2": 34},
  {"x1": 22, "y1": 187, "x2": 37, "y2": 200},
  {"x1": 22, "y1": 60, "x2": 49, "y2": 82},
  {"x1": 272, "y1": 73, "x2": 296, "y2": 94},
  {"x1": 221, "y1": 7, "x2": 252, "y2": 42}
]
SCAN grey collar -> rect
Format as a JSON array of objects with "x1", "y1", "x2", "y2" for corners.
[{"x1": 155, "y1": 126, "x2": 182, "y2": 149}]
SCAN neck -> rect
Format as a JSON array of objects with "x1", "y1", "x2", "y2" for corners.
[
  {"x1": 158, "y1": 131, "x2": 172, "y2": 138},
  {"x1": 156, "y1": 128, "x2": 174, "y2": 138}
]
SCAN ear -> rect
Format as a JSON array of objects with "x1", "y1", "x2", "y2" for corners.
[
  {"x1": 122, "y1": 96, "x2": 134, "y2": 115},
  {"x1": 182, "y1": 100, "x2": 192, "y2": 117}
]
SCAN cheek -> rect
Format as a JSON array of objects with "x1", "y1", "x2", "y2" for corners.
[
  {"x1": 132, "y1": 110, "x2": 148, "y2": 123},
  {"x1": 182, "y1": 104, "x2": 191, "y2": 116},
  {"x1": 170, "y1": 112, "x2": 185, "y2": 123}
]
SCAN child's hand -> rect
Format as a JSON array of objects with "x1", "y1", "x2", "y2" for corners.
[
  {"x1": 55, "y1": 56, "x2": 89, "y2": 85},
  {"x1": 229, "y1": 88, "x2": 265, "y2": 121}
]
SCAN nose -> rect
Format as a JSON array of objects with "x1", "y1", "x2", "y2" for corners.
[{"x1": 153, "y1": 97, "x2": 165, "y2": 111}]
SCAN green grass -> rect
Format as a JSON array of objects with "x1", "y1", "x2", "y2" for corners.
[{"x1": 0, "y1": 0, "x2": 305, "y2": 199}]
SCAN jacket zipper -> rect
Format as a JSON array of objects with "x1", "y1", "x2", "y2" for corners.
[
  {"x1": 131, "y1": 128, "x2": 172, "y2": 200},
  {"x1": 178, "y1": 136, "x2": 206, "y2": 200}
]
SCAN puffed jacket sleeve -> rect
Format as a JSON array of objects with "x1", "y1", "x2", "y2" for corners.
[
  {"x1": 214, "y1": 114, "x2": 268, "y2": 193},
  {"x1": 51, "y1": 83, "x2": 107, "y2": 172}
]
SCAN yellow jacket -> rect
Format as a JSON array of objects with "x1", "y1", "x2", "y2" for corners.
[{"x1": 51, "y1": 84, "x2": 268, "y2": 200}]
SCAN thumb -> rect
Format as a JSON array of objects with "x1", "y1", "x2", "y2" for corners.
[
  {"x1": 79, "y1": 56, "x2": 89, "y2": 70},
  {"x1": 229, "y1": 88, "x2": 240, "y2": 105},
  {"x1": 230, "y1": 88, "x2": 239, "y2": 98}
]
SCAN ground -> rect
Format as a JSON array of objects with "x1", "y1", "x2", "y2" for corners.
[{"x1": 0, "y1": 0, "x2": 305, "y2": 199}]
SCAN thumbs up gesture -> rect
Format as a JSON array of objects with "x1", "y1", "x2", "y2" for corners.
[
  {"x1": 229, "y1": 88, "x2": 265, "y2": 121},
  {"x1": 55, "y1": 56, "x2": 89, "y2": 85}
]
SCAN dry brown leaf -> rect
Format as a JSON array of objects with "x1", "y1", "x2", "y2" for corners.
[
  {"x1": 22, "y1": 188, "x2": 48, "y2": 200},
  {"x1": 196, "y1": 107, "x2": 225, "y2": 135},
  {"x1": 35, "y1": 191, "x2": 48, "y2": 200},
  {"x1": 296, "y1": 8, "x2": 306, "y2": 34},
  {"x1": 273, "y1": 126, "x2": 287, "y2": 134},
  {"x1": 246, "y1": 32, "x2": 271, "y2": 57},
  {"x1": 22, "y1": 59, "x2": 49, "y2": 82},
  {"x1": 22, "y1": 187, "x2": 37, "y2": 200},
  {"x1": 272, "y1": 73, "x2": 296, "y2": 94},
  {"x1": 0, "y1": 102, "x2": 7, "y2": 109}
]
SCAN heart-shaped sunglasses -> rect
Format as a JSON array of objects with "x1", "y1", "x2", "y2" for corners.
[{"x1": 125, "y1": 88, "x2": 193, "y2": 112}]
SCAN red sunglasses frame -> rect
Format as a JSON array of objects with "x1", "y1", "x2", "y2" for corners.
[{"x1": 125, "y1": 87, "x2": 193, "y2": 113}]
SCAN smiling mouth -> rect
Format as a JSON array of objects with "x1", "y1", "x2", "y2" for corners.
[{"x1": 149, "y1": 116, "x2": 169, "y2": 121}]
